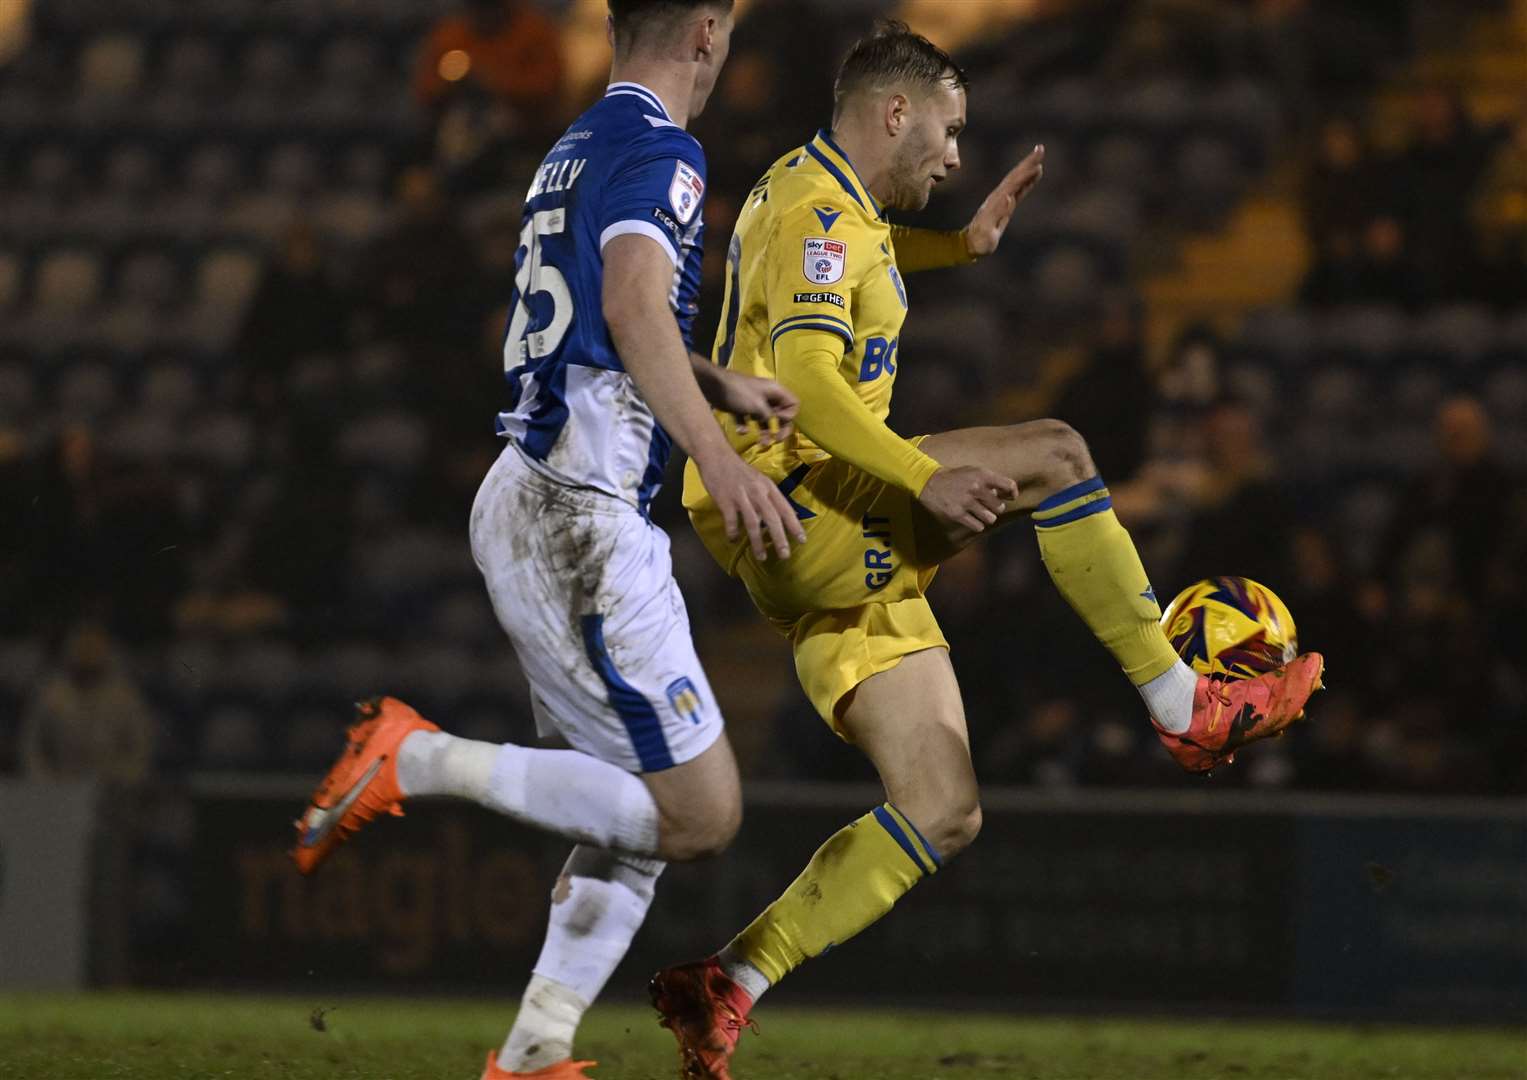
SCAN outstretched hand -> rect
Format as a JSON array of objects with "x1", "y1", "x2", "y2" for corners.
[{"x1": 964, "y1": 144, "x2": 1045, "y2": 258}]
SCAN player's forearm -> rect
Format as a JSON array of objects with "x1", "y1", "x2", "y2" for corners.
[
  {"x1": 603, "y1": 234, "x2": 733, "y2": 467},
  {"x1": 607, "y1": 297, "x2": 731, "y2": 467},
  {"x1": 777, "y1": 337, "x2": 941, "y2": 496},
  {"x1": 888, "y1": 225, "x2": 975, "y2": 273},
  {"x1": 688, "y1": 352, "x2": 728, "y2": 407}
]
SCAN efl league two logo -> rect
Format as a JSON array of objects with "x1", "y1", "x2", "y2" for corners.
[
  {"x1": 803, "y1": 237, "x2": 846, "y2": 284},
  {"x1": 669, "y1": 162, "x2": 704, "y2": 225}
]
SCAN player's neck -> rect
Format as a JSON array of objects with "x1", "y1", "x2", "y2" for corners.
[
  {"x1": 825, "y1": 124, "x2": 893, "y2": 208},
  {"x1": 607, "y1": 63, "x2": 692, "y2": 128}
]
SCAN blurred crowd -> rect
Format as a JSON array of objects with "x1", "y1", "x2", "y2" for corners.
[
  {"x1": 1, "y1": 0, "x2": 1522, "y2": 797},
  {"x1": 1300, "y1": 92, "x2": 1526, "y2": 312}
]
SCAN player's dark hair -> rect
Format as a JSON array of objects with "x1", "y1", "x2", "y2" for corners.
[
  {"x1": 609, "y1": 0, "x2": 733, "y2": 53},
  {"x1": 834, "y1": 19, "x2": 967, "y2": 111}
]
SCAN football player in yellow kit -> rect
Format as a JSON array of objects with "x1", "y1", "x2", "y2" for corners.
[{"x1": 652, "y1": 20, "x2": 1324, "y2": 1079}]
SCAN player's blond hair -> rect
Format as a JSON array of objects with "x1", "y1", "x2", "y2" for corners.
[{"x1": 833, "y1": 18, "x2": 968, "y2": 118}]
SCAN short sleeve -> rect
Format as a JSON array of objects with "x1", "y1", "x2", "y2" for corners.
[
  {"x1": 763, "y1": 199, "x2": 865, "y2": 355},
  {"x1": 597, "y1": 130, "x2": 707, "y2": 267}
]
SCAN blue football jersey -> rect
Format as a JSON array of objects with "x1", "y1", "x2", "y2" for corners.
[{"x1": 497, "y1": 81, "x2": 707, "y2": 515}]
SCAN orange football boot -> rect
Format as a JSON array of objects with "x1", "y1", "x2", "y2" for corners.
[
  {"x1": 289, "y1": 696, "x2": 438, "y2": 874},
  {"x1": 1154, "y1": 652, "x2": 1326, "y2": 773},
  {"x1": 650, "y1": 957, "x2": 757, "y2": 1080},
  {"x1": 480, "y1": 1051, "x2": 597, "y2": 1079}
]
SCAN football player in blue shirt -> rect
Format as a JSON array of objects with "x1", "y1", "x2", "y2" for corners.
[{"x1": 289, "y1": 3, "x2": 804, "y2": 1077}]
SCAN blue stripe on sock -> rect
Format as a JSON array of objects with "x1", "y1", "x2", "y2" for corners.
[
  {"x1": 872, "y1": 805, "x2": 928, "y2": 875},
  {"x1": 580, "y1": 614, "x2": 674, "y2": 772},
  {"x1": 888, "y1": 802, "x2": 943, "y2": 869},
  {"x1": 1033, "y1": 496, "x2": 1113, "y2": 529},
  {"x1": 1034, "y1": 474, "x2": 1106, "y2": 513}
]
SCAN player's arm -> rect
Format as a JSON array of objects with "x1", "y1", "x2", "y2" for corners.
[
  {"x1": 887, "y1": 225, "x2": 975, "y2": 273},
  {"x1": 689, "y1": 354, "x2": 799, "y2": 449},
  {"x1": 772, "y1": 329, "x2": 1014, "y2": 533},
  {"x1": 762, "y1": 205, "x2": 931, "y2": 487},
  {"x1": 602, "y1": 234, "x2": 805, "y2": 560},
  {"x1": 773, "y1": 326, "x2": 936, "y2": 492},
  {"x1": 766, "y1": 201, "x2": 1014, "y2": 529},
  {"x1": 598, "y1": 132, "x2": 805, "y2": 557},
  {"x1": 893, "y1": 144, "x2": 1045, "y2": 270}
]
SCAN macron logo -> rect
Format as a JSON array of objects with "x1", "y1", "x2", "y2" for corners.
[{"x1": 814, "y1": 206, "x2": 842, "y2": 232}]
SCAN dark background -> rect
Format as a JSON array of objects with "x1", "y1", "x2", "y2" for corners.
[{"x1": 1, "y1": 0, "x2": 1525, "y2": 947}]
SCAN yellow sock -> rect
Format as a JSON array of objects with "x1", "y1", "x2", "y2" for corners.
[
  {"x1": 728, "y1": 804, "x2": 938, "y2": 985},
  {"x1": 1033, "y1": 476, "x2": 1179, "y2": 685}
]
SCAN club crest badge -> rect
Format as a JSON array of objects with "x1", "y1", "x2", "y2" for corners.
[
  {"x1": 803, "y1": 237, "x2": 847, "y2": 285},
  {"x1": 666, "y1": 677, "x2": 704, "y2": 725}
]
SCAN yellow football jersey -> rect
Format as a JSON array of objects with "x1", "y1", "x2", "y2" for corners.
[
  {"x1": 683, "y1": 129, "x2": 935, "y2": 566},
  {"x1": 719, "y1": 129, "x2": 911, "y2": 460},
  {"x1": 682, "y1": 130, "x2": 975, "y2": 723}
]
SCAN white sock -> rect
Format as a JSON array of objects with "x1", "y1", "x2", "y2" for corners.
[
  {"x1": 1138, "y1": 659, "x2": 1197, "y2": 734},
  {"x1": 396, "y1": 730, "x2": 498, "y2": 801},
  {"x1": 500, "y1": 847, "x2": 664, "y2": 1072},
  {"x1": 396, "y1": 732, "x2": 661, "y2": 854},
  {"x1": 716, "y1": 943, "x2": 771, "y2": 1005},
  {"x1": 499, "y1": 974, "x2": 587, "y2": 1073}
]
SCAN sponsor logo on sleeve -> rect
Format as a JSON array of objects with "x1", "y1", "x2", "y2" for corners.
[
  {"x1": 669, "y1": 161, "x2": 705, "y2": 225},
  {"x1": 802, "y1": 237, "x2": 846, "y2": 285},
  {"x1": 792, "y1": 291, "x2": 846, "y2": 308},
  {"x1": 652, "y1": 206, "x2": 681, "y2": 238}
]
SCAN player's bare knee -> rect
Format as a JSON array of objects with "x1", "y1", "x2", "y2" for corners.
[
  {"x1": 922, "y1": 799, "x2": 982, "y2": 861},
  {"x1": 669, "y1": 819, "x2": 737, "y2": 861},
  {"x1": 655, "y1": 823, "x2": 707, "y2": 862},
  {"x1": 702, "y1": 797, "x2": 743, "y2": 855},
  {"x1": 1030, "y1": 419, "x2": 1096, "y2": 496},
  {"x1": 947, "y1": 802, "x2": 983, "y2": 857},
  {"x1": 658, "y1": 798, "x2": 741, "y2": 862}
]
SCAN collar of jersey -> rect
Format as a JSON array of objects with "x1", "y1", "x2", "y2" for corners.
[
  {"x1": 604, "y1": 80, "x2": 672, "y2": 121},
  {"x1": 806, "y1": 129, "x2": 886, "y2": 220}
]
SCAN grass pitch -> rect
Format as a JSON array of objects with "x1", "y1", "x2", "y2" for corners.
[{"x1": 0, "y1": 993, "x2": 1521, "y2": 1080}]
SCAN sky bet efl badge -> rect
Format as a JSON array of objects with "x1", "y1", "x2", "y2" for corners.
[
  {"x1": 669, "y1": 160, "x2": 704, "y2": 225},
  {"x1": 803, "y1": 237, "x2": 847, "y2": 284}
]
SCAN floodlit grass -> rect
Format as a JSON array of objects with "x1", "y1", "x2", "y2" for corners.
[{"x1": 0, "y1": 992, "x2": 1521, "y2": 1079}]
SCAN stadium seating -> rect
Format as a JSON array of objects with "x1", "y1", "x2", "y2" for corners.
[{"x1": 1, "y1": 0, "x2": 1519, "y2": 787}]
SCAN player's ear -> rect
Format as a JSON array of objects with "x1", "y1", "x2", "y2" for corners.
[
  {"x1": 886, "y1": 93, "x2": 910, "y2": 137},
  {"x1": 605, "y1": 13, "x2": 615, "y2": 50},
  {"x1": 697, "y1": 15, "x2": 715, "y2": 57}
]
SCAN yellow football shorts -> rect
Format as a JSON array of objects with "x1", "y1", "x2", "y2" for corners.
[{"x1": 700, "y1": 438, "x2": 947, "y2": 735}]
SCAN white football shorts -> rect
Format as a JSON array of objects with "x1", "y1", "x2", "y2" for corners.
[{"x1": 469, "y1": 441, "x2": 724, "y2": 773}]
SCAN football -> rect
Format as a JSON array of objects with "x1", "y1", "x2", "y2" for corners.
[{"x1": 1160, "y1": 576, "x2": 1299, "y2": 680}]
